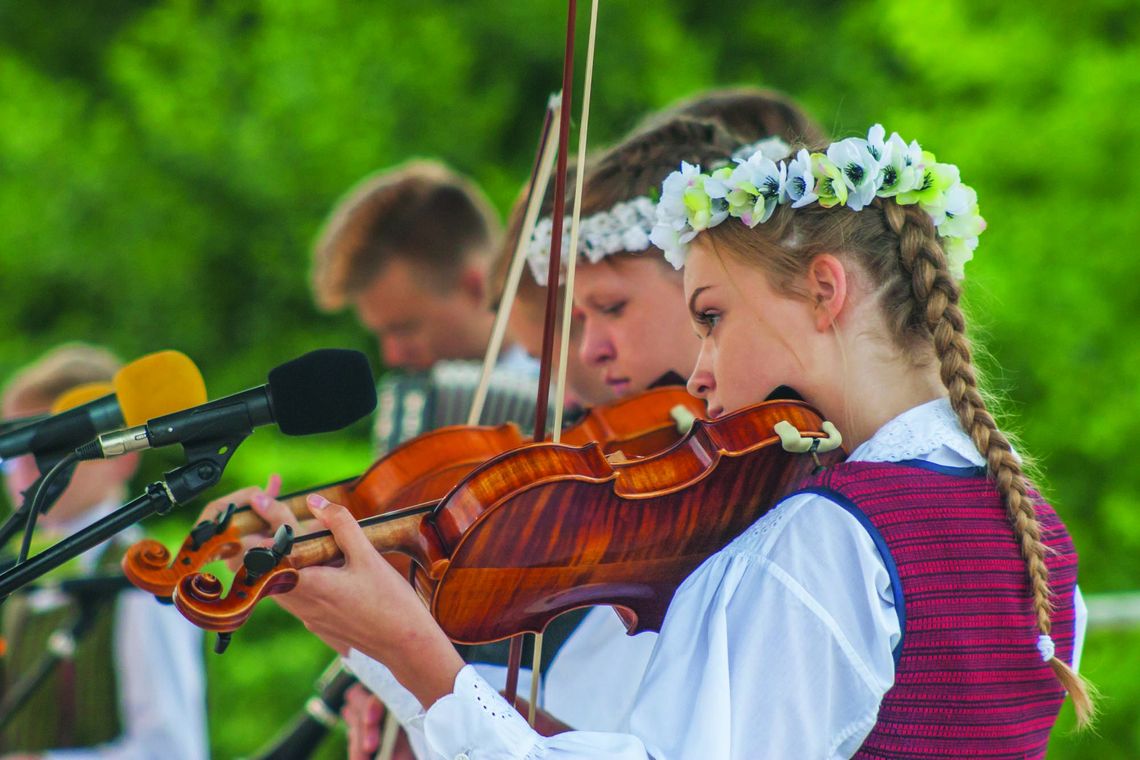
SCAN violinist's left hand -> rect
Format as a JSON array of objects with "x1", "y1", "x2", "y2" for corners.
[{"x1": 276, "y1": 494, "x2": 465, "y2": 709}]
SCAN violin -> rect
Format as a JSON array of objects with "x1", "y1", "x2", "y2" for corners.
[
  {"x1": 122, "y1": 387, "x2": 705, "y2": 598},
  {"x1": 172, "y1": 399, "x2": 843, "y2": 645}
]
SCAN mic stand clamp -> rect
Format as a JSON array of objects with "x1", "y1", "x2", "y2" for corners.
[{"x1": 0, "y1": 432, "x2": 251, "y2": 599}]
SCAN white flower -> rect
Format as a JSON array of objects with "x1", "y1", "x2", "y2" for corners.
[
  {"x1": 942, "y1": 235, "x2": 978, "y2": 280},
  {"x1": 827, "y1": 136, "x2": 881, "y2": 211},
  {"x1": 727, "y1": 153, "x2": 785, "y2": 226},
  {"x1": 782, "y1": 149, "x2": 818, "y2": 208},
  {"x1": 916, "y1": 162, "x2": 963, "y2": 225},
  {"x1": 937, "y1": 183, "x2": 986, "y2": 240},
  {"x1": 732, "y1": 136, "x2": 794, "y2": 163},
  {"x1": 658, "y1": 162, "x2": 701, "y2": 230},
  {"x1": 865, "y1": 124, "x2": 887, "y2": 161},
  {"x1": 876, "y1": 132, "x2": 926, "y2": 197},
  {"x1": 703, "y1": 170, "x2": 731, "y2": 201},
  {"x1": 650, "y1": 221, "x2": 689, "y2": 269}
]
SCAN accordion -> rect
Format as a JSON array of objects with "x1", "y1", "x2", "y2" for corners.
[{"x1": 372, "y1": 359, "x2": 548, "y2": 455}]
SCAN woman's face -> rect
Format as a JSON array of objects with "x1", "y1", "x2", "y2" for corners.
[
  {"x1": 682, "y1": 241, "x2": 818, "y2": 418},
  {"x1": 574, "y1": 256, "x2": 700, "y2": 397}
]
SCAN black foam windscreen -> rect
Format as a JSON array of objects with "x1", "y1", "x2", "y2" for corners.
[{"x1": 267, "y1": 349, "x2": 377, "y2": 436}]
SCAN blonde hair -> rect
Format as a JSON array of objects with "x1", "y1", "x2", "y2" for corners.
[
  {"x1": 311, "y1": 160, "x2": 502, "y2": 310},
  {"x1": 3, "y1": 343, "x2": 121, "y2": 412},
  {"x1": 705, "y1": 184, "x2": 1096, "y2": 728}
]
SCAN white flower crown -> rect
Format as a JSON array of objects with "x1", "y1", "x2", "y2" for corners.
[
  {"x1": 649, "y1": 125, "x2": 986, "y2": 279},
  {"x1": 526, "y1": 196, "x2": 657, "y2": 284}
]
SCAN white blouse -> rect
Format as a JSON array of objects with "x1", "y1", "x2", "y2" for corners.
[{"x1": 349, "y1": 398, "x2": 1086, "y2": 759}]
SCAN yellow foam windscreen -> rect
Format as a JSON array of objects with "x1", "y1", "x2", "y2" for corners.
[
  {"x1": 50, "y1": 383, "x2": 114, "y2": 414},
  {"x1": 113, "y1": 351, "x2": 208, "y2": 427}
]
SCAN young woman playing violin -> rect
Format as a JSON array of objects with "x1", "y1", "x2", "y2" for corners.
[
  {"x1": 331, "y1": 103, "x2": 833, "y2": 756},
  {"x1": 268, "y1": 123, "x2": 1093, "y2": 759}
]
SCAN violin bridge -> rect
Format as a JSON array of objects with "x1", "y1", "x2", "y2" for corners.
[{"x1": 605, "y1": 450, "x2": 630, "y2": 465}]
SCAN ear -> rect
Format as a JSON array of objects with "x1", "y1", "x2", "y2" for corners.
[
  {"x1": 805, "y1": 254, "x2": 848, "y2": 332},
  {"x1": 457, "y1": 264, "x2": 486, "y2": 305}
]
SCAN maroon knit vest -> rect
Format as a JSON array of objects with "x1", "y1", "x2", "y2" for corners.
[{"x1": 796, "y1": 460, "x2": 1078, "y2": 759}]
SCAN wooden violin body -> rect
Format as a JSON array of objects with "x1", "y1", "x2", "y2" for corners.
[
  {"x1": 174, "y1": 399, "x2": 842, "y2": 641},
  {"x1": 124, "y1": 387, "x2": 704, "y2": 598}
]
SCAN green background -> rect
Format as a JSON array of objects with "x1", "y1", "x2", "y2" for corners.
[{"x1": 1, "y1": 0, "x2": 1138, "y2": 756}]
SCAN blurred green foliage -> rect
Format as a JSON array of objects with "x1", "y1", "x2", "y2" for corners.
[{"x1": 0, "y1": 0, "x2": 1138, "y2": 755}]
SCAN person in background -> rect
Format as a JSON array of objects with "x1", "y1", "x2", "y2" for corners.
[
  {"x1": 488, "y1": 161, "x2": 615, "y2": 413},
  {"x1": 311, "y1": 159, "x2": 540, "y2": 453},
  {"x1": 0, "y1": 343, "x2": 206, "y2": 760}
]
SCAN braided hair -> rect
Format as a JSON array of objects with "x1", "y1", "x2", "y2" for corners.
[{"x1": 704, "y1": 175, "x2": 1097, "y2": 729}]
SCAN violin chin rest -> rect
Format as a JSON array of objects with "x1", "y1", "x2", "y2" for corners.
[{"x1": 773, "y1": 419, "x2": 843, "y2": 454}]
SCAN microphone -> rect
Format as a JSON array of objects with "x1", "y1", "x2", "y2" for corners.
[
  {"x1": 50, "y1": 383, "x2": 115, "y2": 413},
  {"x1": 0, "y1": 384, "x2": 108, "y2": 437},
  {"x1": 78, "y1": 349, "x2": 376, "y2": 459},
  {"x1": 0, "y1": 351, "x2": 207, "y2": 467},
  {"x1": 0, "y1": 415, "x2": 48, "y2": 435}
]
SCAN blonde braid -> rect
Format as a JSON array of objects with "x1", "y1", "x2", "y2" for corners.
[{"x1": 882, "y1": 201, "x2": 1096, "y2": 728}]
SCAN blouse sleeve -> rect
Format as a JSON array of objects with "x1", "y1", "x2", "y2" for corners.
[{"x1": 420, "y1": 494, "x2": 900, "y2": 759}]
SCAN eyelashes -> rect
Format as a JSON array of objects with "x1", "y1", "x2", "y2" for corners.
[
  {"x1": 600, "y1": 301, "x2": 627, "y2": 317},
  {"x1": 693, "y1": 310, "x2": 721, "y2": 336}
]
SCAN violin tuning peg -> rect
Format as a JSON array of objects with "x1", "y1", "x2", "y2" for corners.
[
  {"x1": 242, "y1": 547, "x2": 280, "y2": 584},
  {"x1": 188, "y1": 520, "x2": 217, "y2": 551},
  {"x1": 214, "y1": 632, "x2": 232, "y2": 654},
  {"x1": 216, "y1": 502, "x2": 236, "y2": 532},
  {"x1": 271, "y1": 524, "x2": 295, "y2": 557}
]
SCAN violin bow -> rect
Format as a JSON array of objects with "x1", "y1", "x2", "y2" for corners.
[
  {"x1": 506, "y1": 0, "x2": 603, "y2": 726},
  {"x1": 466, "y1": 94, "x2": 562, "y2": 426}
]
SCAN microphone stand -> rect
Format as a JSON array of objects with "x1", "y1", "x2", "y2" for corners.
[
  {"x1": 249, "y1": 662, "x2": 357, "y2": 760},
  {"x1": 0, "y1": 583, "x2": 119, "y2": 730},
  {"x1": 0, "y1": 433, "x2": 249, "y2": 599}
]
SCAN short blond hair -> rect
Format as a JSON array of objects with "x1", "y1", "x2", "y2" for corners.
[
  {"x1": 311, "y1": 160, "x2": 501, "y2": 310},
  {"x1": 3, "y1": 343, "x2": 121, "y2": 412}
]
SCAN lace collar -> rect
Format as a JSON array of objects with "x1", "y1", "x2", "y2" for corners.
[{"x1": 848, "y1": 397, "x2": 984, "y2": 467}]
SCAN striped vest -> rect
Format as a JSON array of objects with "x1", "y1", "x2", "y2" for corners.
[
  {"x1": 797, "y1": 461, "x2": 1078, "y2": 759},
  {"x1": 1, "y1": 545, "x2": 124, "y2": 751}
]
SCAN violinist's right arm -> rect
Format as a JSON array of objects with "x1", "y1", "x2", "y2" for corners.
[{"x1": 276, "y1": 491, "x2": 897, "y2": 760}]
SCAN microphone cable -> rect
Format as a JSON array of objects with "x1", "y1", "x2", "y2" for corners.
[{"x1": 17, "y1": 451, "x2": 80, "y2": 564}]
